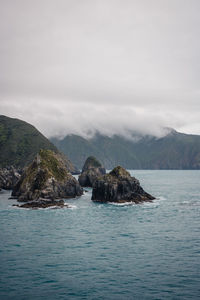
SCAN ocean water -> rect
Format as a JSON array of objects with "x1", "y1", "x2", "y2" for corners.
[{"x1": 0, "y1": 170, "x2": 200, "y2": 300}]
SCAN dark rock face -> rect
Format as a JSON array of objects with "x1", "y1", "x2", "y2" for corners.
[
  {"x1": 12, "y1": 149, "x2": 83, "y2": 203},
  {"x1": 0, "y1": 166, "x2": 21, "y2": 190},
  {"x1": 79, "y1": 167, "x2": 106, "y2": 187},
  {"x1": 92, "y1": 166, "x2": 155, "y2": 203},
  {"x1": 13, "y1": 198, "x2": 66, "y2": 209},
  {"x1": 78, "y1": 156, "x2": 106, "y2": 187}
]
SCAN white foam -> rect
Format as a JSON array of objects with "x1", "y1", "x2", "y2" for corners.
[
  {"x1": 67, "y1": 204, "x2": 77, "y2": 210},
  {"x1": 156, "y1": 196, "x2": 167, "y2": 201},
  {"x1": 11, "y1": 205, "x2": 22, "y2": 209},
  {"x1": 106, "y1": 196, "x2": 166, "y2": 207},
  {"x1": 108, "y1": 201, "x2": 137, "y2": 207}
]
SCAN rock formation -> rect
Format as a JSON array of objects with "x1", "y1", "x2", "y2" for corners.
[
  {"x1": 13, "y1": 199, "x2": 66, "y2": 209},
  {"x1": 92, "y1": 166, "x2": 155, "y2": 203},
  {"x1": 12, "y1": 149, "x2": 83, "y2": 207},
  {"x1": 78, "y1": 156, "x2": 106, "y2": 187},
  {"x1": 0, "y1": 166, "x2": 21, "y2": 190}
]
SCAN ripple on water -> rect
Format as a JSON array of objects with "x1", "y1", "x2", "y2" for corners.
[{"x1": 0, "y1": 170, "x2": 200, "y2": 300}]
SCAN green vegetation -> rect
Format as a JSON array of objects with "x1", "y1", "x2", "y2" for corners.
[
  {"x1": 110, "y1": 166, "x2": 130, "y2": 178},
  {"x1": 0, "y1": 115, "x2": 58, "y2": 168},
  {"x1": 83, "y1": 156, "x2": 102, "y2": 170},
  {"x1": 39, "y1": 149, "x2": 69, "y2": 181},
  {"x1": 0, "y1": 116, "x2": 78, "y2": 175},
  {"x1": 101, "y1": 166, "x2": 131, "y2": 183},
  {"x1": 19, "y1": 149, "x2": 70, "y2": 192},
  {"x1": 51, "y1": 131, "x2": 200, "y2": 170}
]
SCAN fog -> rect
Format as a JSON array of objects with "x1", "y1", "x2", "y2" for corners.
[{"x1": 0, "y1": 0, "x2": 200, "y2": 138}]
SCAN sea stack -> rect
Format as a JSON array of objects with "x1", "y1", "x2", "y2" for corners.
[
  {"x1": 12, "y1": 149, "x2": 83, "y2": 207},
  {"x1": 92, "y1": 166, "x2": 155, "y2": 203},
  {"x1": 78, "y1": 156, "x2": 106, "y2": 187}
]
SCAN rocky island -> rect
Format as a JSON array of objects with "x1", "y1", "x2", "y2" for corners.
[
  {"x1": 92, "y1": 166, "x2": 155, "y2": 203},
  {"x1": 12, "y1": 149, "x2": 83, "y2": 208},
  {"x1": 78, "y1": 156, "x2": 106, "y2": 187}
]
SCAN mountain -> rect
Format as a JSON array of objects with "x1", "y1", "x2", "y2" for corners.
[
  {"x1": 51, "y1": 130, "x2": 200, "y2": 170},
  {"x1": 0, "y1": 115, "x2": 77, "y2": 173}
]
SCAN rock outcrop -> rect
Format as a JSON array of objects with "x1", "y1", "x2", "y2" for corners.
[
  {"x1": 12, "y1": 149, "x2": 83, "y2": 205},
  {"x1": 13, "y1": 198, "x2": 66, "y2": 209},
  {"x1": 78, "y1": 156, "x2": 106, "y2": 187},
  {"x1": 92, "y1": 166, "x2": 155, "y2": 203},
  {"x1": 0, "y1": 166, "x2": 21, "y2": 190}
]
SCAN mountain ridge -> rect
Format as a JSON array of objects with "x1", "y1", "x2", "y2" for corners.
[
  {"x1": 1, "y1": 114, "x2": 200, "y2": 170},
  {"x1": 51, "y1": 130, "x2": 200, "y2": 170}
]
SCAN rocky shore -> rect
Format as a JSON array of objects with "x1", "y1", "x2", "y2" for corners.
[{"x1": 13, "y1": 198, "x2": 67, "y2": 209}]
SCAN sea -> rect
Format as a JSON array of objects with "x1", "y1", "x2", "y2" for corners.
[{"x1": 0, "y1": 170, "x2": 200, "y2": 300}]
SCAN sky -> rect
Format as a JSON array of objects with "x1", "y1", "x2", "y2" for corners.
[{"x1": 0, "y1": 0, "x2": 200, "y2": 139}]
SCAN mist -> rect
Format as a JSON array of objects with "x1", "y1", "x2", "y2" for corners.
[{"x1": 0, "y1": 0, "x2": 200, "y2": 138}]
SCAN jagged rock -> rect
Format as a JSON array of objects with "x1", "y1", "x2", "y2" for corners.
[
  {"x1": 78, "y1": 156, "x2": 106, "y2": 187},
  {"x1": 92, "y1": 166, "x2": 155, "y2": 203},
  {"x1": 13, "y1": 198, "x2": 66, "y2": 209},
  {"x1": 12, "y1": 149, "x2": 83, "y2": 202},
  {"x1": 0, "y1": 166, "x2": 21, "y2": 190}
]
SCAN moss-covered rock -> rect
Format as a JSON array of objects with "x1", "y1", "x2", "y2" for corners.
[
  {"x1": 12, "y1": 149, "x2": 83, "y2": 202},
  {"x1": 82, "y1": 156, "x2": 102, "y2": 172},
  {"x1": 92, "y1": 166, "x2": 155, "y2": 203},
  {"x1": 78, "y1": 156, "x2": 106, "y2": 187}
]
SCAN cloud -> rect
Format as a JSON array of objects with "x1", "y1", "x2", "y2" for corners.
[{"x1": 0, "y1": 0, "x2": 200, "y2": 138}]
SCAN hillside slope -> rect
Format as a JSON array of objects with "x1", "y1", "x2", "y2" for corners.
[
  {"x1": 0, "y1": 115, "x2": 77, "y2": 173},
  {"x1": 51, "y1": 131, "x2": 200, "y2": 170}
]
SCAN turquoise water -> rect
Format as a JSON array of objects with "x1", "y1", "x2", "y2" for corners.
[{"x1": 0, "y1": 170, "x2": 200, "y2": 300}]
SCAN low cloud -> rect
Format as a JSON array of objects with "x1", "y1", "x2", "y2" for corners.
[
  {"x1": 0, "y1": 0, "x2": 200, "y2": 138},
  {"x1": 0, "y1": 96, "x2": 198, "y2": 139}
]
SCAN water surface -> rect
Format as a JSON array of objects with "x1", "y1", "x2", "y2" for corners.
[{"x1": 0, "y1": 170, "x2": 200, "y2": 299}]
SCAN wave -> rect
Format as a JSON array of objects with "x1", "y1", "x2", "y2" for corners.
[
  {"x1": 108, "y1": 196, "x2": 166, "y2": 207},
  {"x1": 179, "y1": 200, "x2": 200, "y2": 207},
  {"x1": 109, "y1": 201, "x2": 138, "y2": 207}
]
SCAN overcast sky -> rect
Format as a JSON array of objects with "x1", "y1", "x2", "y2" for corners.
[{"x1": 0, "y1": 0, "x2": 200, "y2": 138}]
